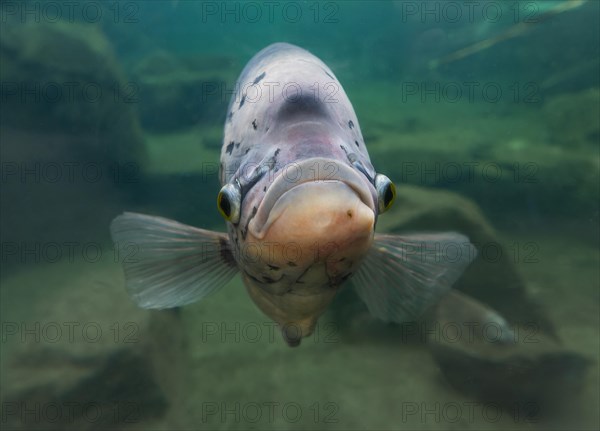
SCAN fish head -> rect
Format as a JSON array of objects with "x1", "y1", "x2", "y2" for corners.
[
  {"x1": 219, "y1": 119, "x2": 391, "y2": 262},
  {"x1": 217, "y1": 134, "x2": 395, "y2": 346}
]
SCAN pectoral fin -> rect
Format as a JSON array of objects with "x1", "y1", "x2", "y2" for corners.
[
  {"x1": 353, "y1": 232, "x2": 477, "y2": 323},
  {"x1": 110, "y1": 212, "x2": 238, "y2": 309}
]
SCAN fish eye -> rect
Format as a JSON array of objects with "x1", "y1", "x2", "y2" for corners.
[
  {"x1": 375, "y1": 174, "x2": 396, "y2": 213},
  {"x1": 217, "y1": 183, "x2": 241, "y2": 223}
]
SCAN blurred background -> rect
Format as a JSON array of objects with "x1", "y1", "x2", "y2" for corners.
[{"x1": 1, "y1": 1, "x2": 598, "y2": 430}]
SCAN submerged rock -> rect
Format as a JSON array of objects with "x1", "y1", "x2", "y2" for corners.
[
  {"x1": 0, "y1": 20, "x2": 145, "y2": 164},
  {"x1": 0, "y1": 261, "x2": 184, "y2": 430},
  {"x1": 335, "y1": 184, "x2": 556, "y2": 336},
  {"x1": 0, "y1": 19, "x2": 148, "y2": 249},
  {"x1": 132, "y1": 51, "x2": 237, "y2": 131},
  {"x1": 428, "y1": 291, "x2": 590, "y2": 421},
  {"x1": 543, "y1": 87, "x2": 600, "y2": 148}
]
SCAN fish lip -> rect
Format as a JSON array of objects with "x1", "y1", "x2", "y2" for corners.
[{"x1": 249, "y1": 157, "x2": 375, "y2": 239}]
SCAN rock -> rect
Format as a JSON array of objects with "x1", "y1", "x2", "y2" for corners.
[
  {"x1": 0, "y1": 259, "x2": 184, "y2": 430},
  {"x1": 332, "y1": 185, "x2": 556, "y2": 337},
  {"x1": 0, "y1": 19, "x2": 145, "y2": 165},
  {"x1": 543, "y1": 87, "x2": 600, "y2": 148},
  {"x1": 132, "y1": 51, "x2": 237, "y2": 131},
  {"x1": 381, "y1": 185, "x2": 556, "y2": 335},
  {"x1": 427, "y1": 291, "x2": 590, "y2": 421},
  {"x1": 0, "y1": 20, "x2": 150, "y2": 248},
  {"x1": 355, "y1": 86, "x2": 599, "y2": 233}
]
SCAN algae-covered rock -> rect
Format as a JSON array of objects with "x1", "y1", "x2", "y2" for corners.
[
  {"x1": 543, "y1": 87, "x2": 600, "y2": 148},
  {"x1": 428, "y1": 291, "x2": 590, "y2": 420},
  {"x1": 0, "y1": 260, "x2": 183, "y2": 430},
  {"x1": 378, "y1": 185, "x2": 556, "y2": 335},
  {"x1": 132, "y1": 51, "x2": 237, "y2": 131},
  {"x1": 355, "y1": 86, "x2": 599, "y2": 230},
  {"x1": 0, "y1": 20, "x2": 145, "y2": 164}
]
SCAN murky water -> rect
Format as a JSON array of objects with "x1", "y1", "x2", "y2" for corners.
[{"x1": 1, "y1": 1, "x2": 598, "y2": 430}]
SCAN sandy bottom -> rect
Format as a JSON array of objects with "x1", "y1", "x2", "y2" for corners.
[{"x1": 2, "y1": 229, "x2": 597, "y2": 431}]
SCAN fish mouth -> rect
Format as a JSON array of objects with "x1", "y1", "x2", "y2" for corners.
[{"x1": 249, "y1": 158, "x2": 375, "y2": 240}]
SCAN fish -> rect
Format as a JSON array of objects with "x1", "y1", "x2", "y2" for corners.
[{"x1": 110, "y1": 43, "x2": 477, "y2": 347}]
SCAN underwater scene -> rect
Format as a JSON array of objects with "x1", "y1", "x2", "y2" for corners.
[{"x1": 1, "y1": 0, "x2": 599, "y2": 430}]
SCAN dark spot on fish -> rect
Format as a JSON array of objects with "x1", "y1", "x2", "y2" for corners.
[
  {"x1": 288, "y1": 261, "x2": 297, "y2": 267},
  {"x1": 266, "y1": 127, "x2": 270, "y2": 132},
  {"x1": 219, "y1": 237, "x2": 236, "y2": 266},
  {"x1": 226, "y1": 141, "x2": 235, "y2": 155},
  {"x1": 348, "y1": 120, "x2": 354, "y2": 129},
  {"x1": 228, "y1": 111, "x2": 234, "y2": 122},
  {"x1": 235, "y1": 142, "x2": 240, "y2": 148},
  {"x1": 355, "y1": 140, "x2": 360, "y2": 147},
  {"x1": 321, "y1": 67, "x2": 335, "y2": 80},
  {"x1": 239, "y1": 94, "x2": 246, "y2": 109},
  {"x1": 274, "y1": 148, "x2": 281, "y2": 157},
  {"x1": 340, "y1": 145, "x2": 358, "y2": 163},
  {"x1": 252, "y1": 119, "x2": 257, "y2": 130},
  {"x1": 245, "y1": 148, "x2": 250, "y2": 154},
  {"x1": 277, "y1": 92, "x2": 327, "y2": 120},
  {"x1": 253, "y1": 71, "x2": 266, "y2": 85},
  {"x1": 267, "y1": 264, "x2": 279, "y2": 271},
  {"x1": 347, "y1": 210, "x2": 353, "y2": 218},
  {"x1": 340, "y1": 272, "x2": 353, "y2": 283},
  {"x1": 295, "y1": 267, "x2": 311, "y2": 284}
]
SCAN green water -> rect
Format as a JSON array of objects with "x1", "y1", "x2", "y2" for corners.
[{"x1": 1, "y1": 1, "x2": 599, "y2": 430}]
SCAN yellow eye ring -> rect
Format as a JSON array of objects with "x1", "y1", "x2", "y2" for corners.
[
  {"x1": 375, "y1": 174, "x2": 396, "y2": 213},
  {"x1": 217, "y1": 183, "x2": 241, "y2": 223},
  {"x1": 217, "y1": 191, "x2": 232, "y2": 220}
]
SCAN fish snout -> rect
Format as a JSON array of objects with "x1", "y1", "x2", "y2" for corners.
[{"x1": 253, "y1": 181, "x2": 374, "y2": 269}]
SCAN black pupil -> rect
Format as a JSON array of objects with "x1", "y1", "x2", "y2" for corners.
[
  {"x1": 220, "y1": 193, "x2": 231, "y2": 217},
  {"x1": 384, "y1": 184, "x2": 393, "y2": 206}
]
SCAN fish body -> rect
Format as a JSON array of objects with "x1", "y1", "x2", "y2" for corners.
[{"x1": 111, "y1": 43, "x2": 476, "y2": 347}]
